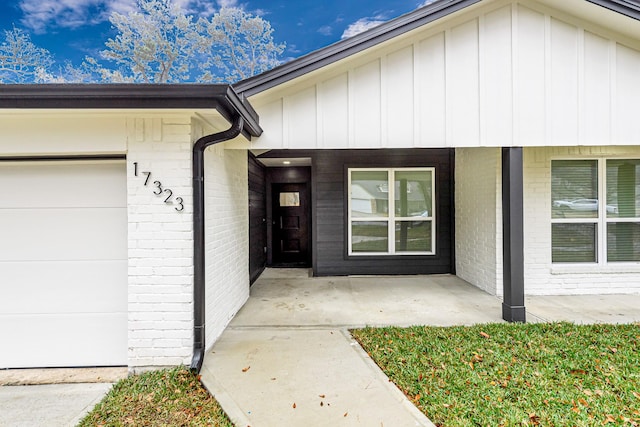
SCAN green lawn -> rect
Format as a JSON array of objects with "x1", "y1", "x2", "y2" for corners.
[
  {"x1": 78, "y1": 366, "x2": 233, "y2": 427},
  {"x1": 352, "y1": 322, "x2": 640, "y2": 427}
]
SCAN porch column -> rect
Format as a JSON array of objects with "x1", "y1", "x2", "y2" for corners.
[{"x1": 501, "y1": 147, "x2": 526, "y2": 322}]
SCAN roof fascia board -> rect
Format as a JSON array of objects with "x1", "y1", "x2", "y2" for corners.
[
  {"x1": 0, "y1": 84, "x2": 262, "y2": 138},
  {"x1": 234, "y1": 0, "x2": 481, "y2": 96},
  {"x1": 584, "y1": 0, "x2": 640, "y2": 20}
]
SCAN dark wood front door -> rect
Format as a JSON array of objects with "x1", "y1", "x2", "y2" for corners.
[{"x1": 272, "y1": 183, "x2": 310, "y2": 266}]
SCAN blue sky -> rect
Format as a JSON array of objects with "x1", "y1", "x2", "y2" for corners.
[{"x1": 0, "y1": 0, "x2": 432, "y2": 67}]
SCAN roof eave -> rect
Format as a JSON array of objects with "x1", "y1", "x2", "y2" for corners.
[
  {"x1": 0, "y1": 84, "x2": 262, "y2": 138},
  {"x1": 585, "y1": 0, "x2": 640, "y2": 20}
]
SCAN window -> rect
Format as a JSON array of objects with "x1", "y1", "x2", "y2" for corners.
[
  {"x1": 348, "y1": 168, "x2": 435, "y2": 255},
  {"x1": 551, "y1": 159, "x2": 640, "y2": 263}
]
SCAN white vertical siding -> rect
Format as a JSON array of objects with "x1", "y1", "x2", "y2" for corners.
[
  {"x1": 416, "y1": 32, "x2": 446, "y2": 146},
  {"x1": 583, "y1": 31, "x2": 611, "y2": 145},
  {"x1": 249, "y1": 0, "x2": 640, "y2": 150},
  {"x1": 482, "y1": 6, "x2": 513, "y2": 146},
  {"x1": 616, "y1": 45, "x2": 640, "y2": 143},
  {"x1": 449, "y1": 19, "x2": 481, "y2": 146},
  {"x1": 387, "y1": 46, "x2": 415, "y2": 147},
  {"x1": 319, "y1": 74, "x2": 349, "y2": 148},
  {"x1": 516, "y1": 5, "x2": 546, "y2": 146},
  {"x1": 549, "y1": 17, "x2": 579, "y2": 145},
  {"x1": 353, "y1": 60, "x2": 382, "y2": 147}
]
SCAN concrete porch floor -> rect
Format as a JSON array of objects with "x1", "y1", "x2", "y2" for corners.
[{"x1": 200, "y1": 269, "x2": 640, "y2": 427}]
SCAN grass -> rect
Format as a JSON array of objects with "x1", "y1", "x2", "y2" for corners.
[
  {"x1": 78, "y1": 366, "x2": 233, "y2": 427},
  {"x1": 352, "y1": 322, "x2": 640, "y2": 427}
]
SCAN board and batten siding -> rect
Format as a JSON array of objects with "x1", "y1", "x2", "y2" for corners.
[{"x1": 247, "y1": 0, "x2": 640, "y2": 150}]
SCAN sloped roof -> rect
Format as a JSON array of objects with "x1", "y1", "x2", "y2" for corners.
[{"x1": 234, "y1": 0, "x2": 640, "y2": 97}]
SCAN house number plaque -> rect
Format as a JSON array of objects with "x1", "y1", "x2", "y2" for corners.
[{"x1": 133, "y1": 162, "x2": 184, "y2": 212}]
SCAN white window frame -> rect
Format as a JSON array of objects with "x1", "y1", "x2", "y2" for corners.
[
  {"x1": 551, "y1": 157, "x2": 640, "y2": 265},
  {"x1": 348, "y1": 167, "x2": 436, "y2": 256}
]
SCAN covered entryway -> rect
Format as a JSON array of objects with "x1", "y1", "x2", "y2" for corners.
[{"x1": 0, "y1": 159, "x2": 127, "y2": 368}]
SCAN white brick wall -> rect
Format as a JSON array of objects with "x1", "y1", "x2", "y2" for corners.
[
  {"x1": 455, "y1": 147, "x2": 502, "y2": 295},
  {"x1": 203, "y1": 143, "x2": 250, "y2": 350},
  {"x1": 127, "y1": 116, "x2": 194, "y2": 368},
  {"x1": 524, "y1": 146, "x2": 640, "y2": 295}
]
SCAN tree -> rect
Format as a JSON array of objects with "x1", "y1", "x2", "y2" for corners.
[
  {"x1": 195, "y1": 8, "x2": 285, "y2": 83},
  {"x1": 0, "y1": 27, "x2": 54, "y2": 83},
  {"x1": 0, "y1": 0, "x2": 285, "y2": 84},
  {"x1": 98, "y1": 0, "x2": 197, "y2": 83}
]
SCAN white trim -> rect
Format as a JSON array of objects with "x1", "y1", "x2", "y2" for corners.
[
  {"x1": 550, "y1": 156, "x2": 640, "y2": 266},
  {"x1": 347, "y1": 167, "x2": 436, "y2": 256}
]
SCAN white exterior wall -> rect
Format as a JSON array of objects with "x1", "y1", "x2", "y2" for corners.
[
  {"x1": 0, "y1": 114, "x2": 126, "y2": 155},
  {"x1": 524, "y1": 146, "x2": 640, "y2": 295},
  {"x1": 455, "y1": 148, "x2": 502, "y2": 295},
  {"x1": 127, "y1": 117, "x2": 194, "y2": 368},
  {"x1": 203, "y1": 142, "x2": 250, "y2": 350},
  {"x1": 248, "y1": 0, "x2": 640, "y2": 150}
]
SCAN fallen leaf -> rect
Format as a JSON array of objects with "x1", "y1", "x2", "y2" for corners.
[
  {"x1": 633, "y1": 391, "x2": 640, "y2": 399},
  {"x1": 344, "y1": 412, "x2": 348, "y2": 417},
  {"x1": 480, "y1": 331, "x2": 490, "y2": 339},
  {"x1": 604, "y1": 414, "x2": 616, "y2": 424},
  {"x1": 320, "y1": 401, "x2": 324, "y2": 407},
  {"x1": 319, "y1": 394, "x2": 326, "y2": 398},
  {"x1": 608, "y1": 347, "x2": 617, "y2": 354},
  {"x1": 271, "y1": 377, "x2": 276, "y2": 381},
  {"x1": 529, "y1": 412, "x2": 540, "y2": 425},
  {"x1": 292, "y1": 403, "x2": 296, "y2": 409},
  {"x1": 242, "y1": 366, "x2": 250, "y2": 372}
]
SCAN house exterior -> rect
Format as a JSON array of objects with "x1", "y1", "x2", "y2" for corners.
[{"x1": 1, "y1": 0, "x2": 639, "y2": 371}]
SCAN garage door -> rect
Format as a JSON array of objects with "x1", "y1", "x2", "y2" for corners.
[{"x1": 0, "y1": 160, "x2": 127, "y2": 368}]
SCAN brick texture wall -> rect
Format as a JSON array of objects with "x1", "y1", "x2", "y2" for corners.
[
  {"x1": 203, "y1": 143, "x2": 250, "y2": 350},
  {"x1": 455, "y1": 147, "x2": 502, "y2": 296},
  {"x1": 524, "y1": 146, "x2": 640, "y2": 295},
  {"x1": 126, "y1": 117, "x2": 194, "y2": 369}
]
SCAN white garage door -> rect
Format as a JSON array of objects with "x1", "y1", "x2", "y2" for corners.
[{"x1": 0, "y1": 160, "x2": 127, "y2": 368}]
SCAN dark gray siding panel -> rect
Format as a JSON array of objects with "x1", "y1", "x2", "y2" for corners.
[
  {"x1": 248, "y1": 153, "x2": 267, "y2": 284},
  {"x1": 259, "y1": 149, "x2": 454, "y2": 276}
]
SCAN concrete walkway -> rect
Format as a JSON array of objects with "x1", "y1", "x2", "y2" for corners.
[
  {"x1": 200, "y1": 269, "x2": 639, "y2": 427},
  {"x1": 2, "y1": 270, "x2": 638, "y2": 427},
  {"x1": 0, "y1": 368, "x2": 126, "y2": 427},
  {"x1": 0, "y1": 383, "x2": 112, "y2": 427}
]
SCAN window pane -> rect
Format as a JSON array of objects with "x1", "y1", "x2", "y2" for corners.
[
  {"x1": 352, "y1": 221, "x2": 388, "y2": 253},
  {"x1": 606, "y1": 160, "x2": 640, "y2": 218},
  {"x1": 552, "y1": 223, "x2": 597, "y2": 263},
  {"x1": 394, "y1": 170, "x2": 432, "y2": 218},
  {"x1": 395, "y1": 221, "x2": 432, "y2": 252},
  {"x1": 279, "y1": 192, "x2": 300, "y2": 207},
  {"x1": 607, "y1": 223, "x2": 640, "y2": 262},
  {"x1": 551, "y1": 160, "x2": 598, "y2": 219},
  {"x1": 351, "y1": 171, "x2": 389, "y2": 217}
]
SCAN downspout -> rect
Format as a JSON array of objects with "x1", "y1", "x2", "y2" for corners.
[{"x1": 191, "y1": 115, "x2": 245, "y2": 373}]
